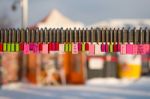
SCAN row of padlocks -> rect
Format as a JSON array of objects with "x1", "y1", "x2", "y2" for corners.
[{"x1": 0, "y1": 28, "x2": 149, "y2": 55}]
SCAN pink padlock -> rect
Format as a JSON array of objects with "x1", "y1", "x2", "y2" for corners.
[
  {"x1": 132, "y1": 30, "x2": 138, "y2": 54},
  {"x1": 120, "y1": 28, "x2": 126, "y2": 54},
  {"x1": 42, "y1": 43, "x2": 48, "y2": 54},
  {"x1": 143, "y1": 44, "x2": 150, "y2": 54},
  {"x1": 59, "y1": 43, "x2": 65, "y2": 54},
  {"x1": 78, "y1": 42, "x2": 82, "y2": 51},
  {"x1": 24, "y1": 43, "x2": 30, "y2": 54},
  {"x1": 126, "y1": 30, "x2": 133, "y2": 54},
  {"x1": 132, "y1": 44, "x2": 138, "y2": 54},
  {"x1": 132, "y1": 29, "x2": 138, "y2": 55},
  {"x1": 89, "y1": 43, "x2": 95, "y2": 55},
  {"x1": 29, "y1": 43, "x2": 34, "y2": 51},
  {"x1": 72, "y1": 43, "x2": 78, "y2": 54},
  {"x1": 143, "y1": 29, "x2": 150, "y2": 54},
  {"x1": 33, "y1": 43, "x2": 39, "y2": 53},
  {"x1": 137, "y1": 44, "x2": 145, "y2": 55},
  {"x1": 126, "y1": 44, "x2": 133, "y2": 54},
  {"x1": 120, "y1": 44, "x2": 126, "y2": 54},
  {"x1": 138, "y1": 29, "x2": 145, "y2": 55}
]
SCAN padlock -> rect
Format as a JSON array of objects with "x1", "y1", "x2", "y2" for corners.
[
  {"x1": 48, "y1": 28, "x2": 52, "y2": 52},
  {"x1": 78, "y1": 28, "x2": 82, "y2": 51},
  {"x1": 109, "y1": 28, "x2": 113, "y2": 52},
  {"x1": 20, "y1": 29, "x2": 25, "y2": 51},
  {"x1": 72, "y1": 28, "x2": 78, "y2": 54},
  {"x1": 101, "y1": 28, "x2": 105, "y2": 52},
  {"x1": 126, "y1": 29, "x2": 133, "y2": 54},
  {"x1": 7, "y1": 29, "x2": 11, "y2": 52},
  {"x1": 42, "y1": 43, "x2": 48, "y2": 54},
  {"x1": 81, "y1": 28, "x2": 86, "y2": 52},
  {"x1": 89, "y1": 27, "x2": 95, "y2": 55},
  {"x1": 11, "y1": 29, "x2": 15, "y2": 52},
  {"x1": 33, "y1": 28, "x2": 39, "y2": 53},
  {"x1": 137, "y1": 28, "x2": 145, "y2": 54},
  {"x1": 64, "y1": 28, "x2": 69, "y2": 52},
  {"x1": 42, "y1": 28, "x2": 48, "y2": 54},
  {"x1": 94, "y1": 28, "x2": 101, "y2": 55},
  {"x1": 132, "y1": 28, "x2": 138, "y2": 54},
  {"x1": 29, "y1": 29, "x2": 34, "y2": 52},
  {"x1": 120, "y1": 28, "x2": 126, "y2": 54},
  {"x1": 105, "y1": 29, "x2": 109, "y2": 52},
  {"x1": 113, "y1": 28, "x2": 118, "y2": 52},
  {"x1": 68, "y1": 28, "x2": 72, "y2": 52},
  {"x1": 3, "y1": 29, "x2": 8, "y2": 52},
  {"x1": 116, "y1": 28, "x2": 121, "y2": 52},
  {"x1": 15, "y1": 29, "x2": 20, "y2": 52},
  {"x1": 59, "y1": 28, "x2": 65, "y2": 54},
  {"x1": 0, "y1": 29, "x2": 3, "y2": 52},
  {"x1": 85, "y1": 28, "x2": 89, "y2": 51},
  {"x1": 39, "y1": 29, "x2": 43, "y2": 52},
  {"x1": 23, "y1": 28, "x2": 30, "y2": 54},
  {"x1": 51, "y1": 28, "x2": 56, "y2": 51},
  {"x1": 29, "y1": 29, "x2": 38, "y2": 53},
  {"x1": 56, "y1": 28, "x2": 60, "y2": 51},
  {"x1": 143, "y1": 28, "x2": 150, "y2": 54}
]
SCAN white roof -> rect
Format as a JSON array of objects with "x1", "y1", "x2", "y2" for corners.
[{"x1": 36, "y1": 9, "x2": 84, "y2": 29}]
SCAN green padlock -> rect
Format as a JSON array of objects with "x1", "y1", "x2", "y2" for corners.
[
  {"x1": 68, "y1": 43, "x2": 72, "y2": 52},
  {"x1": 11, "y1": 29, "x2": 16, "y2": 52},
  {"x1": 82, "y1": 43, "x2": 85, "y2": 52},
  {"x1": 11, "y1": 43, "x2": 15, "y2": 52},
  {"x1": 7, "y1": 29, "x2": 11, "y2": 52},
  {"x1": 109, "y1": 29, "x2": 113, "y2": 53},
  {"x1": 109, "y1": 43, "x2": 113, "y2": 52},
  {"x1": 15, "y1": 43, "x2": 20, "y2": 52},
  {"x1": 15, "y1": 29, "x2": 20, "y2": 52},
  {"x1": 3, "y1": 43, "x2": 7, "y2": 52},
  {"x1": 65, "y1": 43, "x2": 69, "y2": 52},
  {"x1": 7, "y1": 43, "x2": 11, "y2": 52}
]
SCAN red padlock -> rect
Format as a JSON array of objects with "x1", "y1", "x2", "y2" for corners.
[
  {"x1": 113, "y1": 43, "x2": 118, "y2": 52},
  {"x1": 85, "y1": 42, "x2": 89, "y2": 51},
  {"x1": 39, "y1": 43, "x2": 43, "y2": 51},
  {"x1": 105, "y1": 43, "x2": 109, "y2": 52},
  {"x1": 0, "y1": 43, "x2": 3, "y2": 52},
  {"x1": 19, "y1": 42, "x2": 24, "y2": 51},
  {"x1": 117, "y1": 43, "x2": 121, "y2": 52},
  {"x1": 55, "y1": 42, "x2": 59, "y2": 51},
  {"x1": 51, "y1": 42, "x2": 55, "y2": 51},
  {"x1": 48, "y1": 42, "x2": 52, "y2": 51}
]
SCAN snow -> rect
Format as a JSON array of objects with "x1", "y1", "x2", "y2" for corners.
[
  {"x1": 0, "y1": 77, "x2": 150, "y2": 99},
  {"x1": 86, "y1": 78, "x2": 134, "y2": 87},
  {"x1": 1, "y1": 83, "x2": 22, "y2": 90}
]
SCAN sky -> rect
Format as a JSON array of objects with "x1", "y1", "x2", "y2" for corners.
[{"x1": 0, "y1": 0, "x2": 150, "y2": 27}]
